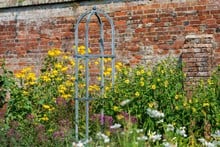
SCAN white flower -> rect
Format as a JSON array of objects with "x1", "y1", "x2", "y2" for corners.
[
  {"x1": 148, "y1": 131, "x2": 162, "y2": 142},
  {"x1": 110, "y1": 123, "x2": 121, "y2": 129},
  {"x1": 120, "y1": 99, "x2": 131, "y2": 106},
  {"x1": 147, "y1": 108, "x2": 164, "y2": 118},
  {"x1": 163, "y1": 142, "x2": 171, "y2": 147},
  {"x1": 136, "y1": 129, "x2": 144, "y2": 133},
  {"x1": 97, "y1": 132, "x2": 110, "y2": 143},
  {"x1": 72, "y1": 141, "x2": 84, "y2": 147},
  {"x1": 151, "y1": 134, "x2": 162, "y2": 142},
  {"x1": 176, "y1": 127, "x2": 187, "y2": 137},
  {"x1": 198, "y1": 138, "x2": 217, "y2": 147},
  {"x1": 104, "y1": 137, "x2": 110, "y2": 143},
  {"x1": 137, "y1": 135, "x2": 148, "y2": 141},
  {"x1": 211, "y1": 130, "x2": 220, "y2": 138},
  {"x1": 156, "y1": 119, "x2": 164, "y2": 123},
  {"x1": 166, "y1": 124, "x2": 175, "y2": 132}
]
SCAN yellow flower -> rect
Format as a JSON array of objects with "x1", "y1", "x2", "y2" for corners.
[
  {"x1": 43, "y1": 104, "x2": 50, "y2": 109},
  {"x1": 48, "y1": 129, "x2": 53, "y2": 132},
  {"x1": 54, "y1": 48, "x2": 61, "y2": 56},
  {"x1": 113, "y1": 106, "x2": 120, "y2": 112},
  {"x1": 15, "y1": 72, "x2": 25, "y2": 79},
  {"x1": 41, "y1": 75, "x2": 51, "y2": 82},
  {"x1": 136, "y1": 71, "x2": 141, "y2": 75},
  {"x1": 48, "y1": 48, "x2": 61, "y2": 57},
  {"x1": 65, "y1": 80, "x2": 73, "y2": 87},
  {"x1": 106, "y1": 67, "x2": 112, "y2": 72},
  {"x1": 148, "y1": 102, "x2": 154, "y2": 108},
  {"x1": 116, "y1": 62, "x2": 123, "y2": 71},
  {"x1": 164, "y1": 80, "x2": 168, "y2": 88},
  {"x1": 63, "y1": 55, "x2": 69, "y2": 60},
  {"x1": 55, "y1": 63, "x2": 62, "y2": 69},
  {"x1": 107, "y1": 58, "x2": 112, "y2": 62},
  {"x1": 105, "y1": 86, "x2": 110, "y2": 91},
  {"x1": 56, "y1": 77, "x2": 62, "y2": 81},
  {"x1": 175, "y1": 106, "x2": 179, "y2": 110},
  {"x1": 105, "y1": 131, "x2": 111, "y2": 136},
  {"x1": 125, "y1": 79, "x2": 130, "y2": 84},
  {"x1": 97, "y1": 76, "x2": 101, "y2": 81},
  {"x1": 95, "y1": 61, "x2": 99, "y2": 65},
  {"x1": 69, "y1": 59, "x2": 75, "y2": 66},
  {"x1": 22, "y1": 91, "x2": 29, "y2": 95},
  {"x1": 147, "y1": 71, "x2": 152, "y2": 76},
  {"x1": 207, "y1": 79, "x2": 213, "y2": 85},
  {"x1": 78, "y1": 45, "x2": 91, "y2": 55},
  {"x1": 116, "y1": 114, "x2": 124, "y2": 120},
  {"x1": 48, "y1": 50, "x2": 55, "y2": 57},
  {"x1": 104, "y1": 58, "x2": 108, "y2": 63},
  {"x1": 29, "y1": 81, "x2": 36, "y2": 85},
  {"x1": 157, "y1": 78, "x2": 161, "y2": 82},
  {"x1": 21, "y1": 67, "x2": 32, "y2": 73},
  {"x1": 79, "y1": 65, "x2": 84, "y2": 70},
  {"x1": 140, "y1": 69, "x2": 145, "y2": 74},
  {"x1": 51, "y1": 70, "x2": 58, "y2": 78},
  {"x1": 62, "y1": 94, "x2": 71, "y2": 99},
  {"x1": 41, "y1": 116, "x2": 49, "y2": 121},
  {"x1": 203, "y1": 103, "x2": 209, "y2": 107},
  {"x1": 104, "y1": 71, "x2": 111, "y2": 76},
  {"x1": 61, "y1": 66, "x2": 68, "y2": 72},
  {"x1": 151, "y1": 84, "x2": 156, "y2": 90},
  {"x1": 175, "y1": 95, "x2": 179, "y2": 100},
  {"x1": 27, "y1": 72, "x2": 36, "y2": 81},
  {"x1": 140, "y1": 81, "x2": 145, "y2": 87},
  {"x1": 58, "y1": 85, "x2": 66, "y2": 94},
  {"x1": 49, "y1": 107, "x2": 55, "y2": 111},
  {"x1": 135, "y1": 91, "x2": 140, "y2": 97},
  {"x1": 192, "y1": 107, "x2": 196, "y2": 113}
]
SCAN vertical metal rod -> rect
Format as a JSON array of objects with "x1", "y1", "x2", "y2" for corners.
[
  {"x1": 85, "y1": 11, "x2": 94, "y2": 140},
  {"x1": 74, "y1": 11, "x2": 90, "y2": 141},
  {"x1": 74, "y1": 25, "x2": 79, "y2": 141}
]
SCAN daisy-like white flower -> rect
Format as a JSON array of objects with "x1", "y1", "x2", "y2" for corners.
[
  {"x1": 110, "y1": 123, "x2": 121, "y2": 129},
  {"x1": 120, "y1": 99, "x2": 131, "y2": 106},
  {"x1": 148, "y1": 131, "x2": 162, "y2": 142},
  {"x1": 211, "y1": 130, "x2": 220, "y2": 138},
  {"x1": 176, "y1": 127, "x2": 187, "y2": 137},
  {"x1": 166, "y1": 124, "x2": 175, "y2": 132},
  {"x1": 198, "y1": 138, "x2": 216, "y2": 147},
  {"x1": 72, "y1": 141, "x2": 84, "y2": 147},
  {"x1": 147, "y1": 108, "x2": 164, "y2": 118},
  {"x1": 97, "y1": 132, "x2": 110, "y2": 143}
]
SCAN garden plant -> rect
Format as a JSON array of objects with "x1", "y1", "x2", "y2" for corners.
[{"x1": 0, "y1": 47, "x2": 219, "y2": 147}]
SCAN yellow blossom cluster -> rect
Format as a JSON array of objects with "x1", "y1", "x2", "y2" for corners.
[
  {"x1": 75, "y1": 45, "x2": 91, "y2": 55},
  {"x1": 48, "y1": 48, "x2": 61, "y2": 57},
  {"x1": 15, "y1": 67, "x2": 37, "y2": 86},
  {"x1": 89, "y1": 84, "x2": 100, "y2": 92}
]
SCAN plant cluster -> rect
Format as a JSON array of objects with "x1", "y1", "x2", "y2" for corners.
[{"x1": 0, "y1": 47, "x2": 219, "y2": 146}]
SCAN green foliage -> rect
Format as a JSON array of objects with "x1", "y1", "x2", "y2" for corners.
[
  {"x1": 0, "y1": 60, "x2": 15, "y2": 108},
  {"x1": 0, "y1": 48, "x2": 219, "y2": 146}
]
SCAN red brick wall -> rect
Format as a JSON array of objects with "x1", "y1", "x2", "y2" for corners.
[{"x1": 0, "y1": 0, "x2": 219, "y2": 74}]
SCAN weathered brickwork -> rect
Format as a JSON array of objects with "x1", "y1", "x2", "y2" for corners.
[
  {"x1": 0, "y1": 0, "x2": 219, "y2": 76},
  {"x1": 182, "y1": 34, "x2": 214, "y2": 93}
]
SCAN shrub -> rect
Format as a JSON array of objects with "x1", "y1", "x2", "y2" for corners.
[{"x1": 0, "y1": 47, "x2": 219, "y2": 146}]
